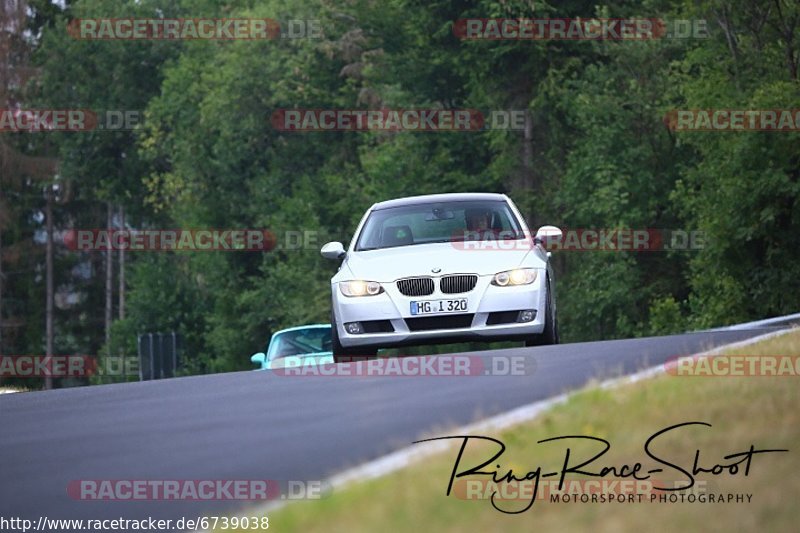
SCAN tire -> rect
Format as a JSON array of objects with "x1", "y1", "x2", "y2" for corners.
[
  {"x1": 331, "y1": 311, "x2": 378, "y2": 363},
  {"x1": 331, "y1": 311, "x2": 345, "y2": 360},
  {"x1": 525, "y1": 277, "x2": 559, "y2": 347}
]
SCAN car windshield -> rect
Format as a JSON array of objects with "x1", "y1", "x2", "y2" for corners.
[
  {"x1": 268, "y1": 327, "x2": 332, "y2": 360},
  {"x1": 355, "y1": 200, "x2": 525, "y2": 251}
]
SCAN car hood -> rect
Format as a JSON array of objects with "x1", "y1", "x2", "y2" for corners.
[{"x1": 339, "y1": 242, "x2": 542, "y2": 281}]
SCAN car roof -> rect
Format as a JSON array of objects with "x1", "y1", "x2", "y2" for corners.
[
  {"x1": 371, "y1": 192, "x2": 509, "y2": 211},
  {"x1": 273, "y1": 324, "x2": 330, "y2": 335}
]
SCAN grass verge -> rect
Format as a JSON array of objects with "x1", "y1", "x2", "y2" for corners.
[{"x1": 227, "y1": 329, "x2": 800, "y2": 532}]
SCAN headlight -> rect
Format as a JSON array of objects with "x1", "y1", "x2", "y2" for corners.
[
  {"x1": 491, "y1": 268, "x2": 538, "y2": 286},
  {"x1": 340, "y1": 280, "x2": 384, "y2": 297}
]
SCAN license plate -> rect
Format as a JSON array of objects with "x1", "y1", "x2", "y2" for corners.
[{"x1": 410, "y1": 299, "x2": 468, "y2": 315}]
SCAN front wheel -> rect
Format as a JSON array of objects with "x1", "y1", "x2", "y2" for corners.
[
  {"x1": 331, "y1": 312, "x2": 378, "y2": 363},
  {"x1": 525, "y1": 278, "x2": 559, "y2": 347}
]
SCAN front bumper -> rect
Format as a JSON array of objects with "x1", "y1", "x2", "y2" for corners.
[{"x1": 332, "y1": 273, "x2": 547, "y2": 348}]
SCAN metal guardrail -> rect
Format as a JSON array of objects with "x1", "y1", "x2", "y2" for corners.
[
  {"x1": 709, "y1": 312, "x2": 800, "y2": 331},
  {"x1": 137, "y1": 332, "x2": 181, "y2": 380}
]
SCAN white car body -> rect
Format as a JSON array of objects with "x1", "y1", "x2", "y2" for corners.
[{"x1": 322, "y1": 193, "x2": 560, "y2": 359}]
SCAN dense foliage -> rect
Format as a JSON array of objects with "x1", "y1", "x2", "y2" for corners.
[{"x1": 2, "y1": 0, "x2": 798, "y2": 386}]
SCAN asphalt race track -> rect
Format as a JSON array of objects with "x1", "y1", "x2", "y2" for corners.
[{"x1": 0, "y1": 327, "x2": 785, "y2": 526}]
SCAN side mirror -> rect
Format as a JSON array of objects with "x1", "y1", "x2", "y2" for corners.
[
  {"x1": 534, "y1": 225, "x2": 562, "y2": 246},
  {"x1": 250, "y1": 352, "x2": 266, "y2": 366},
  {"x1": 321, "y1": 241, "x2": 346, "y2": 260}
]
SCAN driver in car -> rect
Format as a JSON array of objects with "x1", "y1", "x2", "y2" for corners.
[{"x1": 464, "y1": 208, "x2": 495, "y2": 240}]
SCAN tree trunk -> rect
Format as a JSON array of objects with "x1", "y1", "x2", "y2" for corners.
[
  {"x1": 44, "y1": 186, "x2": 53, "y2": 390},
  {"x1": 522, "y1": 109, "x2": 536, "y2": 227},
  {"x1": 118, "y1": 205, "x2": 125, "y2": 380},
  {"x1": 105, "y1": 202, "x2": 113, "y2": 356},
  {"x1": 0, "y1": 200, "x2": 3, "y2": 355},
  {"x1": 119, "y1": 205, "x2": 125, "y2": 320}
]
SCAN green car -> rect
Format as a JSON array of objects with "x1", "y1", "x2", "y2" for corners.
[{"x1": 250, "y1": 324, "x2": 333, "y2": 371}]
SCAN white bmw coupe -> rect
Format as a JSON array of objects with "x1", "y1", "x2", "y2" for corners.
[{"x1": 321, "y1": 193, "x2": 562, "y2": 362}]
